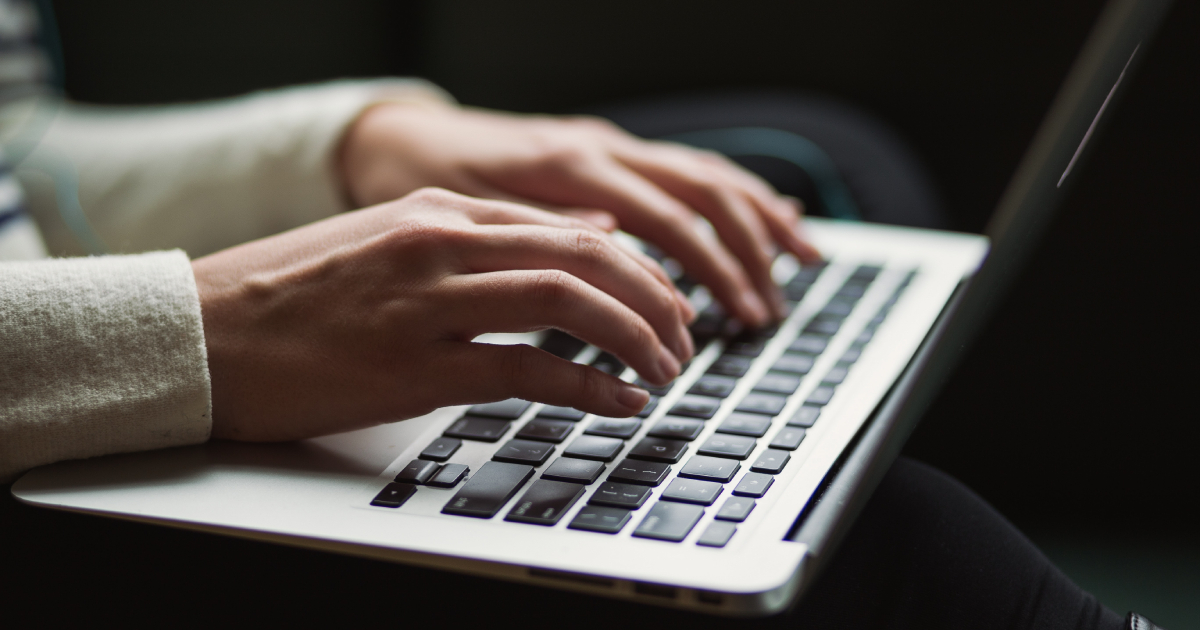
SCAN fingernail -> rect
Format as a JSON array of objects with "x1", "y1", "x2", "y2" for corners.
[
  {"x1": 742, "y1": 289, "x2": 770, "y2": 326},
  {"x1": 616, "y1": 384, "x2": 650, "y2": 412},
  {"x1": 657, "y1": 349, "x2": 681, "y2": 382}
]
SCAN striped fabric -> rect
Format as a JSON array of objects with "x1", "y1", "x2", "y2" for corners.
[{"x1": 0, "y1": 0, "x2": 50, "y2": 260}]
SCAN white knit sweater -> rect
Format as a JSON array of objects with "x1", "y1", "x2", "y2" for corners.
[{"x1": 0, "y1": 78, "x2": 451, "y2": 482}]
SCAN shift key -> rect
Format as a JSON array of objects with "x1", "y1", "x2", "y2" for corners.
[{"x1": 442, "y1": 461, "x2": 534, "y2": 518}]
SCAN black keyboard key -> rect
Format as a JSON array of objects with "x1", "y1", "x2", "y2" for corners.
[
  {"x1": 689, "y1": 311, "x2": 725, "y2": 342},
  {"x1": 493, "y1": 439, "x2": 555, "y2": 465},
  {"x1": 806, "y1": 386, "x2": 836, "y2": 406},
  {"x1": 772, "y1": 353, "x2": 815, "y2": 375},
  {"x1": 395, "y1": 459, "x2": 440, "y2": 485},
  {"x1": 661, "y1": 478, "x2": 724, "y2": 506},
  {"x1": 634, "y1": 501, "x2": 706, "y2": 542},
  {"x1": 541, "y1": 457, "x2": 606, "y2": 484},
  {"x1": 539, "y1": 330, "x2": 587, "y2": 359},
  {"x1": 537, "y1": 405, "x2": 587, "y2": 421},
  {"x1": 515, "y1": 418, "x2": 575, "y2": 443},
  {"x1": 822, "y1": 366, "x2": 849, "y2": 385},
  {"x1": 444, "y1": 416, "x2": 511, "y2": 442},
  {"x1": 715, "y1": 496, "x2": 756, "y2": 522},
  {"x1": 716, "y1": 413, "x2": 772, "y2": 438},
  {"x1": 789, "y1": 335, "x2": 828, "y2": 354},
  {"x1": 442, "y1": 461, "x2": 534, "y2": 518},
  {"x1": 855, "y1": 327, "x2": 876, "y2": 345},
  {"x1": 707, "y1": 355, "x2": 752, "y2": 377},
  {"x1": 840, "y1": 346, "x2": 863, "y2": 363},
  {"x1": 793, "y1": 264, "x2": 826, "y2": 283},
  {"x1": 588, "y1": 481, "x2": 652, "y2": 509},
  {"x1": 725, "y1": 339, "x2": 766, "y2": 357},
  {"x1": 563, "y1": 435, "x2": 624, "y2": 462},
  {"x1": 679, "y1": 454, "x2": 742, "y2": 482},
  {"x1": 419, "y1": 437, "x2": 462, "y2": 462},
  {"x1": 468, "y1": 399, "x2": 531, "y2": 419},
  {"x1": 736, "y1": 392, "x2": 788, "y2": 416},
  {"x1": 769, "y1": 427, "x2": 807, "y2": 450},
  {"x1": 505, "y1": 480, "x2": 585, "y2": 525},
  {"x1": 851, "y1": 265, "x2": 883, "y2": 281},
  {"x1": 606, "y1": 459, "x2": 672, "y2": 486},
  {"x1": 647, "y1": 417, "x2": 705, "y2": 441},
  {"x1": 821, "y1": 298, "x2": 856, "y2": 317},
  {"x1": 754, "y1": 372, "x2": 802, "y2": 395},
  {"x1": 669, "y1": 395, "x2": 721, "y2": 419},
  {"x1": 696, "y1": 521, "x2": 737, "y2": 548},
  {"x1": 635, "y1": 378, "x2": 673, "y2": 397},
  {"x1": 569, "y1": 505, "x2": 632, "y2": 534},
  {"x1": 786, "y1": 405, "x2": 822, "y2": 427},
  {"x1": 732, "y1": 472, "x2": 775, "y2": 497},
  {"x1": 804, "y1": 319, "x2": 842, "y2": 336},
  {"x1": 635, "y1": 396, "x2": 659, "y2": 418},
  {"x1": 585, "y1": 417, "x2": 642, "y2": 439},
  {"x1": 837, "y1": 283, "x2": 868, "y2": 299},
  {"x1": 750, "y1": 449, "x2": 791, "y2": 474},
  {"x1": 626, "y1": 437, "x2": 688, "y2": 463},
  {"x1": 371, "y1": 482, "x2": 417, "y2": 508},
  {"x1": 591, "y1": 352, "x2": 626, "y2": 376},
  {"x1": 784, "y1": 282, "x2": 810, "y2": 302},
  {"x1": 688, "y1": 375, "x2": 737, "y2": 398},
  {"x1": 427, "y1": 463, "x2": 469, "y2": 488},
  {"x1": 696, "y1": 435, "x2": 757, "y2": 461}
]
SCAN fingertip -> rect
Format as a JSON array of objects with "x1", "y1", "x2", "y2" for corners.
[
  {"x1": 616, "y1": 384, "x2": 650, "y2": 413},
  {"x1": 739, "y1": 288, "x2": 772, "y2": 327}
]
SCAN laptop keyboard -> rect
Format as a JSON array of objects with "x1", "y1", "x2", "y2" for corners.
[{"x1": 370, "y1": 261, "x2": 916, "y2": 548}]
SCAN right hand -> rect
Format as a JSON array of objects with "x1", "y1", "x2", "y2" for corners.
[{"x1": 192, "y1": 188, "x2": 694, "y2": 442}]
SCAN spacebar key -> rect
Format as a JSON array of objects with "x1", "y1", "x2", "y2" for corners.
[{"x1": 442, "y1": 461, "x2": 534, "y2": 518}]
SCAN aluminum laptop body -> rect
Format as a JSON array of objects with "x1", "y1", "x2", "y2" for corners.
[{"x1": 10, "y1": 0, "x2": 1169, "y2": 617}]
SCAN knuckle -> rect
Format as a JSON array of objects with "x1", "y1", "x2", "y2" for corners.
[
  {"x1": 405, "y1": 186, "x2": 458, "y2": 205},
  {"x1": 576, "y1": 364, "x2": 608, "y2": 402},
  {"x1": 502, "y1": 344, "x2": 542, "y2": 385},
  {"x1": 568, "y1": 229, "x2": 611, "y2": 267},
  {"x1": 627, "y1": 317, "x2": 658, "y2": 356},
  {"x1": 529, "y1": 269, "x2": 578, "y2": 310}
]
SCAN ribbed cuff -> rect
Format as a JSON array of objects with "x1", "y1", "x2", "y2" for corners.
[{"x1": 0, "y1": 250, "x2": 210, "y2": 481}]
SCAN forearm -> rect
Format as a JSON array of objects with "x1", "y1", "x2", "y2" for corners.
[
  {"x1": 0, "y1": 251, "x2": 210, "y2": 482},
  {"x1": 17, "y1": 78, "x2": 452, "y2": 258}
]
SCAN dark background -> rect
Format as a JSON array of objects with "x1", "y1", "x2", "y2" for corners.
[{"x1": 5, "y1": 0, "x2": 1197, "y2": 622}]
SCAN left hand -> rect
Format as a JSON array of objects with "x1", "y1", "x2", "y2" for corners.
[{"x1": 337, "y1": 103, "x2": 822, "y2": 327}]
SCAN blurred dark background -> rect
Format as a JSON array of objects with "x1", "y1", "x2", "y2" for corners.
[{"x1": 8, "y1": 0, "x2": 1197, "y2": 624}]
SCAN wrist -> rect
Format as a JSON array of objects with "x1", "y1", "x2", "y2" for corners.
[{"x1": 336, "y1": 100, "x2": 452, "y2": 209}]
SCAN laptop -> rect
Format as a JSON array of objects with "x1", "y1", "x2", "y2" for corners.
[{"x1": 10, "y1": 0, "x2": 1170, "y2": 616}]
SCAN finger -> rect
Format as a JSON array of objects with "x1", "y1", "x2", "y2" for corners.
[
  {"x1": 558, "y1": 208, "x2": 619, "y2": 232},
  {"x1": 756, "y1": 195, "x2": 824, "y2": 264},
  {"x1": 483, "y1": 156, "x2": 771, "y2": 326},
  {"x1": 458, "y1": 225, "x2": 694, "y2": 361},
  {"x1": 607, "y1": 235, "x2": 697, "y2": 323},
  {"x1": 450, "y1": 188, "x2": 692, "y2": 320},
  {"x1": 435, "y1": 342, "x2": 650, "y2": 417},
  {"x1": 609, "y1": 146, "x2": 786, "y2": 318},
  {"x1": 691, "y1": 151, "x2": 824, "y2": 263},
  {"x1": 438, "y1": 269, "x2": 682, "y2": 385}
]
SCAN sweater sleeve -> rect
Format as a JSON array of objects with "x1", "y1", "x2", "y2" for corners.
[
  {"x1": 17, "y1": 78, "x2": 453, "y2": 258},
  {"x1": 0, "y1": 250, "x2": 210, "y2": 482}
]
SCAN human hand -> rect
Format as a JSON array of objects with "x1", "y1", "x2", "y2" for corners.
[
  {"x1": 193, "y1": 188, "x2": 693, "y2": 441},
  {"x1": 338, "y1": 103, "x2": 823, "y2": 327}
]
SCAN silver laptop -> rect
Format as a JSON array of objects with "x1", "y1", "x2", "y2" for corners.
[{"x1": 11, "y1": 0, "x2": 1169, "y2": 616}]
